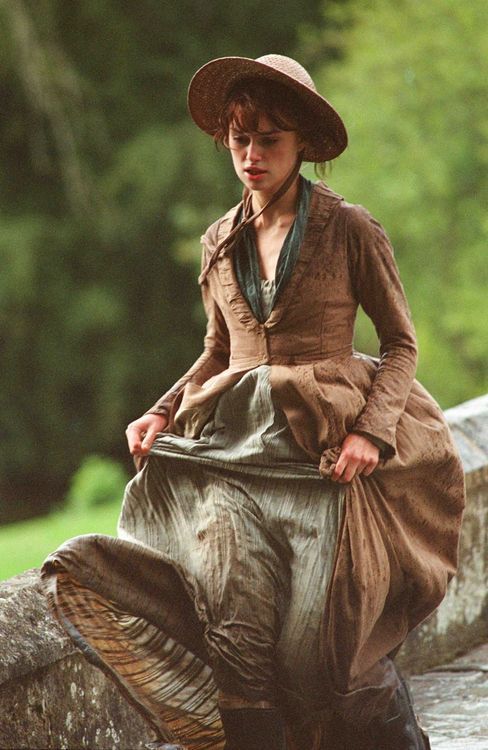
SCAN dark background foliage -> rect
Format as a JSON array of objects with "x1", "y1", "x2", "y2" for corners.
[{"x1": 0, "y1": 0, "x2": 486, "y2": 522}]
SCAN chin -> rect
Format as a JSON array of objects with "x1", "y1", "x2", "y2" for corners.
[{"x1": 242, "y1": 176, "x2": 277, "y2": 192}]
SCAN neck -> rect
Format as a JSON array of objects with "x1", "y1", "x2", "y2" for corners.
[{"x1": 251, "y1": 175, "x2": 301, "y2": 227}]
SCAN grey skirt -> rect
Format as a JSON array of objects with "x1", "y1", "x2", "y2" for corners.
[{"x1": 42, "y1": 366, "x2": 344, "y2": 748}]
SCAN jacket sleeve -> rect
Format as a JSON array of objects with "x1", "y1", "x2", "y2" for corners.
[
  {"x1": 146, "y1": 250, "x2": 230, "y2": 421},
  {"x1": 345, "y1": 204, "x2": 418, "y2": 457}
]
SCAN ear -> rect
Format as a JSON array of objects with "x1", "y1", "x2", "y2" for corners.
[{"x1": 296, "y1": 133, "x2": 307, "y2": 155}]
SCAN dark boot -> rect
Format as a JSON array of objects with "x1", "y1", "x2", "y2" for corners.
[
  {"x1": 370, "y1": 672, "x2": 430, "y2": 750},
  {"x1": 220, "y1": 707, "x2": 287, "y2": 750},
  {"x1": 326, "y1": 711, "x2": 374, "y2": 750}
]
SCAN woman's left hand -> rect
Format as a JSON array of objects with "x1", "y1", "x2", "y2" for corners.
[{"x1": 331, "y1": 433, "x2": 380, "y2": 483}]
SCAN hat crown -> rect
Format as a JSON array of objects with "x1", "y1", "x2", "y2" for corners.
[{"x1": 255, "y1": 54, "x2": 317, "y2": 93}]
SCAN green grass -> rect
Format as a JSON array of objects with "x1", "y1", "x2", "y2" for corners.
[{"x1": 0, "y1": 501, "x2": 121, "y2": 581}]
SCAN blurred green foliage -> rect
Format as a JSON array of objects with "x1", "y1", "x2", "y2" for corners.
[
  {"x1": 66, "y1": 454, "x2": 129, "y2": 510},
  {"x1": 0, "y1": 0, "x2": 326, "y2": 521},
  {"x1": 310, "y1": 0, "x2": 488, "y2": 405},
  {"x1": 0, "y1": 0, "x2": 486, "y2": 523}
]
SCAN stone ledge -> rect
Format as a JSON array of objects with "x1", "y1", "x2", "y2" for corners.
[
  {"x1": 0, "y1": 570, "x2": 73, "y2": 685},
  {"x1": 0, "y1": 651, "x2": 151, "y2": 750},
  {"x1": 445, "y1": 393, "x2": 488, "y2": 488},
  {"x1": 411, "y1": 642, "x2": 488, "y2": 749},
  {"x1": 0, "y1": 570, "x2": 152, "y2": 750},
  {"x1": 397, "y1": 393, "x2": 488, "y2": 673}
]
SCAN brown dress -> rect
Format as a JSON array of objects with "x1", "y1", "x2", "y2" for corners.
[{"x1": 42, "y1": 181, "x2": 465, "y2": 748}]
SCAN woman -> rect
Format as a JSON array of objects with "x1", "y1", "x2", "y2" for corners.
[{"x1": 42, "y1": 55, "x2": 465, "y2": 750}]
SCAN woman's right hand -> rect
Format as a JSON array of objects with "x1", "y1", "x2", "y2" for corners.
[{"x1": 126, "y1": 413, "x2": 167, "y2": 456}]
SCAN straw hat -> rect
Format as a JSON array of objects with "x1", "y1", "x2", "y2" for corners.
[{"x1": 187, "y1": 54, "x2": 347, "y2": 162}]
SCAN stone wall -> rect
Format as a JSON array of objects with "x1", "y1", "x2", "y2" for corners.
[
  {"x1": 398, "y1": 393, "x2": 488, "y2": 672},
  {"x1": 0, "y1": 570, "x2": 151, "y2": 750},
  {"x1": 1, "y1": 393, "x2": 487, "y2": 750}
]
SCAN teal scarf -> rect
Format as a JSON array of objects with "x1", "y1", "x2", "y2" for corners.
[{"x1": 234, "y1": 176, "x2": 313, "y2": 323}]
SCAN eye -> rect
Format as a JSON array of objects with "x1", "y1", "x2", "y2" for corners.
[
  {"x1": 231, "y1": 134, "x2": 249, "y2": 146},
  {"x1": 260, "y1": 137, "x2": 279, "y2": 146}
]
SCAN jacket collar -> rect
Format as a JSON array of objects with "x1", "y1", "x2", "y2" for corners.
[{"x1": 205, "y1": 181, "x2": 343, "y2": 331}]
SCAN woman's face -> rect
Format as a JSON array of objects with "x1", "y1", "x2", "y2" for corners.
[{"x1": 227, "y1": 114, "x2": 303, "y2": 196}]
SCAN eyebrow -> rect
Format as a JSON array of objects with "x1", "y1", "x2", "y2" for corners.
[{"x1": 230, "y1": 127, "x2": 281, "y2": 135}]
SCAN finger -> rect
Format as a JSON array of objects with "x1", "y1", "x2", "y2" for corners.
[
  {"x1": 338, "y1": 457, "x2": 361, "y2": 484},
  {"x1": 332, "y1": 446, "x2": 352, "y2": 480},
  {"x1": 353, "y1": 459, "x2": 369, "y2": 476},
  {"x1": 126, "y1": 425, "x2": 143, "y2": 454},
  {"x1": 332, "y1": 456, "x2": 347, "y2": 482},
  {"x1": 362, "y1": 459, "x2": 378, "y2": 477},
  {"x1": 141, "y1": 425, "x2": 160, "y2": 453},
  {"x1": 126, "y1": 423, "x2": 142, "y2": 437},
  {"x1": 328, "y1": 463, "x2": 338, "y2": 481}
]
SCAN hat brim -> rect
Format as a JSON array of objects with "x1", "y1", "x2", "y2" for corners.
[{"x1": 187, "y1": 56, "x2": 347, "y2": 162}]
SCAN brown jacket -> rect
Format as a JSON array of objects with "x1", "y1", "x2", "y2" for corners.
[{"x1": 149, "y1": 181, "x2": 465, "y2": 720}]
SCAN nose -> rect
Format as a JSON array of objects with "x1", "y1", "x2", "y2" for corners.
[{"x1": 246, "y1": 137, "x2": 262, "y2": 163}]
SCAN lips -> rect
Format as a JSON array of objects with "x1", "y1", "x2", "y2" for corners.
[{"x1": 245, "y1": 167, "x2": 267, "y2": 176}]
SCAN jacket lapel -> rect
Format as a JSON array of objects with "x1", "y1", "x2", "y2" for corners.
[
  {"x1": 205, "y1": 182, "x2": 343, "y2": 331},
  {"x1": 213, "y1": 206, "x2": 263, "y2": 331},
  {"x1": 265, "y1": 182, "x2": 343, "y2": 328}
]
